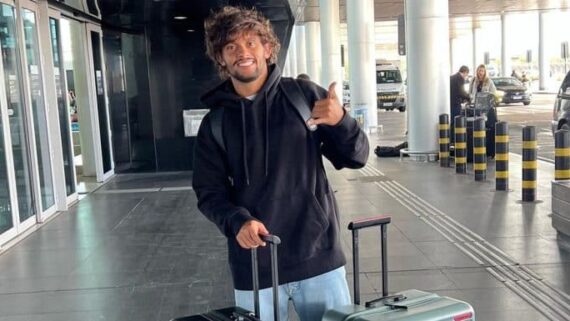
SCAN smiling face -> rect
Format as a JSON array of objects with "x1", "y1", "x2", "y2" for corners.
[{"x1": 219, "y1": 31, "x2": 272, "y2": 86}]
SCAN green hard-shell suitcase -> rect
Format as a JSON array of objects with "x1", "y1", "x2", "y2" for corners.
[{"x1": 322, "y1": 216, "x2": 475, "y2": 321}]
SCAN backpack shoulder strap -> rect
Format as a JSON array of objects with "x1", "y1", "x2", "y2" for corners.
[
  {"x1": 209, "y1": 107, "x2": 226, "y2": 153},
  {"x1": 279, "y1": 78, "x2": 316, "y2": 131}
]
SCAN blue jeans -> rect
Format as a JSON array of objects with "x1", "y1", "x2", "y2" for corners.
[{"x1": 234, "y1": 266, "x2": 351, "y2": 321}]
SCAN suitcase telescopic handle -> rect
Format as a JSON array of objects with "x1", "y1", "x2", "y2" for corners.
[
  {"x1": 251, "y1": 234, "x2": 281, "y2": 321},
  {"x1": 348, "y1": 215, "x2": 391, "y2": 306}
]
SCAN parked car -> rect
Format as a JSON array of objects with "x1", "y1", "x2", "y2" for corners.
[
  {"x1": 491, "y1": 77, "x2": 532, "y2": 106},
  {"x1": 552, "y1": 71, "x2": 570, "y2": 135}
]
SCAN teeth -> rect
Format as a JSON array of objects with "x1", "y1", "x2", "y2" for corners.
[{"x1": 237, "y1": 60, "x2": 254, "y2": 67}]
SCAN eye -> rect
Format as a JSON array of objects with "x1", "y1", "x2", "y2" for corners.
[
  {"x1": 225, "y1": 44, "x2": 235, "y2": 51},
  {"x1": 247, "y1": 40, "x2": 256, "y2": 47}
]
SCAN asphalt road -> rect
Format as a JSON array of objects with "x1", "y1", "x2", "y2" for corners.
[
  {"x1": 376, "y1": 93, "x2": 558, "y2": 162},
  {"x1": 496, "y1": 93, "x2": 556, "y2": 162}
]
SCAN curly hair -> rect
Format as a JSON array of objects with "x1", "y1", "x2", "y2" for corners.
[{"x1": 204, "y1": 6, "x2": 281, "y2": 79}]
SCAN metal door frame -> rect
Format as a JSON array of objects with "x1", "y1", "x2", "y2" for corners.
[
  {"x1": 18, "y1": 0, "x2": 57, "y2": 224},
  {"x1": 85, "y1": 22, "x2": 114, "y2": 181},
  {"x1": 0, "y1": 0, "x2": 20, "y2": 246}
]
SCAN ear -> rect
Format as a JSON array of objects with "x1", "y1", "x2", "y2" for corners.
[
  {"x1": 263, "y1": 43, "x2": 273, "y2": 60},
  {"x1": 216, "y1": 55, "x2": 226, "y2": 67}
]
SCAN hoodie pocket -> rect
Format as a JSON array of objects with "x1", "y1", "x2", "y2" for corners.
[{"x1": 253, "y1": 191, "x2": 332, "y2": 264}]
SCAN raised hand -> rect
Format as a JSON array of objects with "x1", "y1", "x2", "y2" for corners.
[{"x1": 307, "y1": 82, "x2": 345, "y2": 127}]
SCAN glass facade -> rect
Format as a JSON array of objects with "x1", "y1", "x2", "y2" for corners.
[
  {"x1": 50, "y1": 17, "x2": 75, "y2": 196},
  {"x1": 0, "y1": 4, "x2": 34, "y2": 223},
  {"x1": 22, "y1": 8, "x2": 55, "y2": 212}
]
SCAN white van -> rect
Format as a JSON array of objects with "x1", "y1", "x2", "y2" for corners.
[{"x1": 376, "y1": 64, "x2": 406, "y2": 112}]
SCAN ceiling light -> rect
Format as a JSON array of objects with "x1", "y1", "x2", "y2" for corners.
[
  {"x1": 174, "y1": 16, "x2": 187, "y2": 20},
  {"x1": 187, "y1": 29, "x2": 195, "y2": 32}
]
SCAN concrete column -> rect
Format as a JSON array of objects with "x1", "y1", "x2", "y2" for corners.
[
  {"x1": 319, "y1": 0, "x2": 342, "y2": 88},
  {"x1": 501, "y1": 14, "x2": 509, "y2": 77},
  {"x1": 449, "y1": 36, "x2": 454, "y2": 71},
  {"x1": 472, "y1": 25, "x2": 478, "y2": 72},
  {"x1": 405, "y1": 0, "x2": 450, "y2": 153},
  {"x1": 295, "y1": 25, "x2": 307, "y2": 76},
  {"x1": 305, "y1": 21, "x2": 322, "y2": 85},
  {"x1": 539, "y1": 11, "x2": 547, "y2": 90},
  {"x1": 346, "y1": 0, "x2": 377, "y2": 131},
  {"x1": 288, "y1": 30, "x2": 298, "y2": 77}
]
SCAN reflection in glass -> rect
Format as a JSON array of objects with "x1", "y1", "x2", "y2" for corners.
[
  {"x1": 0, "y1": 4, "x2": 34, "y2": 222},
  {"x1": 58, "y1": 0, "x2": 84, "y2": 12},
  {"x1": 22, "y1": 9, "x2": 55, "y2": 211},
  {"x1": 50, "y1": 18, "x2": 75, "y2": 196},
  {"x1": 86, "y1": 0, "x2": 99, "y2": 16},
  {"x1": 0, "y1": 109, "x2": 12, "y2": 233}
]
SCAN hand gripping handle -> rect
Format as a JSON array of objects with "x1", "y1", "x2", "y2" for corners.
[{"x1": 251, "y1": 235, "x2": 281, "y2": 321}]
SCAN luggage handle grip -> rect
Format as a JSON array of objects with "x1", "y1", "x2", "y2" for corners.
[
  {"x1": 251, "y1": 234, "x2": 281, "y2": 321},
  {"x1": 349, "y1": 216, "x2": 391, "y2": 306},
  {"x1": 348, "y1": 215, "x2": 391, "y2": 230},
  {"x1": 365, "y1": 294, "x2": 407, "y2": 309}
]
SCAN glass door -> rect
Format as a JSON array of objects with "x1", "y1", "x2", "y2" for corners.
[
  {"x1": 19, "y1": 1, "x2": 56, "y2": 216},
  {"x1": 86, "y1": 24, "x2": 113, "y2": 180},
  {"x1": 0, "y1": 2, "x2": 16, "y2": 242},
  {"x1": 0, "y1": 2, "x2": 36, "y2": 227},
  {"x1": 49, "y1": 14, "x2": 76, "y2": 198}
]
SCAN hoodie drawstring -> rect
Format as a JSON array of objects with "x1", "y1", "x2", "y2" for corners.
[{"x1": 240, "y1": 100, "x2": 250, "y2": 186}]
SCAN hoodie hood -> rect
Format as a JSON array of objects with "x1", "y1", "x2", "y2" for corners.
[{"x1": 200, "y1": 64, "x2": 282, "y2": 186}]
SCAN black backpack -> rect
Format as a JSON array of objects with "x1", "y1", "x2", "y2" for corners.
[{"x1": 209, "y1": 78, "x2": 315, "y2": 153}]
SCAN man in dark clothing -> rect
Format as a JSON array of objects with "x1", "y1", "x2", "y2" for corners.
[
  {"x1": 192, "y1": 6, "x2": 369, "y2": 321},
  {"x1": 449, "y1": 66, "x2": 470, "y2": 141}
]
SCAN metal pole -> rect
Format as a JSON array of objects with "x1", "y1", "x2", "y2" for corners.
[
  {"x1": 380, "y1": 224, "x2": 388, "y2": 297},
  {"x1": 495, "y1": 122, "x2": 509, "y2": 190},
  {"x1": 455, "y1": 115, "x2": 467, "y2": 174},
  {"x1": 522, "y1": 126, "x2": 537, "y2": 202},
  {"x1": 473, "y1": 117, "x2": 487, "y2": 181},
  {"x1": 352, "y1": 229, "x2": 360, "y2": 305},
  {"x1": 555, "y1": 129, "x2": 570, "y2": 180},
  {"x1": 439, "y1": 114, "x2": 450, "y2": 167}
]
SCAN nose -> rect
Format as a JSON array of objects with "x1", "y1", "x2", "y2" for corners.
[{"x1": 235, "y1": 43, "x2": 247, "y2": 56}]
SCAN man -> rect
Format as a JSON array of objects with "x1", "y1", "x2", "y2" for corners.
[
  {"x1": 449, "y1": 65, "x2": 470, "y2": 140},
  {"x1": 193, "y1": 6, "x2": 369, "y2": 321}
]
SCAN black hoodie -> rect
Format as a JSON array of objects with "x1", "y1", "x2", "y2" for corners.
[{"x1": 192, "y1": 65, "x2": 369, "y2": 290}]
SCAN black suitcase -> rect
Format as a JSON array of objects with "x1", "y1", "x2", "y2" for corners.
[
  {"x1": 170, "y1": 235, "x2": 281, "y2": 321},
  {"x1": 465, "y1": 93, "x2": 498, "y2": 162}
]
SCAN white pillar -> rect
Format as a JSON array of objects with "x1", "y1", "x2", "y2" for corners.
[
  {"x1": 305, "y1": 21, "x2": 322, "y2": 85},
  {"x1": 289, "y1": 30, "x2": 298, "y2": 77},
  {"x1": 539, "y1": 11, "x2": 547, "y2": 90},
  {"x1": 319, "y1": 0, "x2": 342, "y2": 88},
  {"x1": 405, "y1": 0, "x2": 450, "y2": 153},
  {"x1": 501, "y1": 14, "x2": 509, "y2": 77},
  {"x1": 472, "y1": 25, "x2": 478, "y2": 72},
  {"x1": 295, "y1": 25, "x2": 307, "y2": 76},
  {"x1": 347, "y1": 0, "x2": 377, "y2": 131},
  {"x1": 449, "y1": 36, "x2": 454, "y2": 71}
]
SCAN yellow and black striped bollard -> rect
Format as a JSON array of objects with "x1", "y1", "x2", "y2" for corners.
[
  {"x1": 495, "y1": 122, "x2": 509, "y2": 191},
  {"x1": 555, "y1": 129, "x2": 570, "y2": 180},
  {"x1": 522, "y1": 126, "x2": 537, "y2": 202},
  {"x1": 454, "y1": 116, "x2": 467, "y2": 174},
  {"x1": 439, "y1": 114, "x2": 450, "y2": 167},
  {"x1": 473, "y1": 117, "x2": 486, "y2": 181}
]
